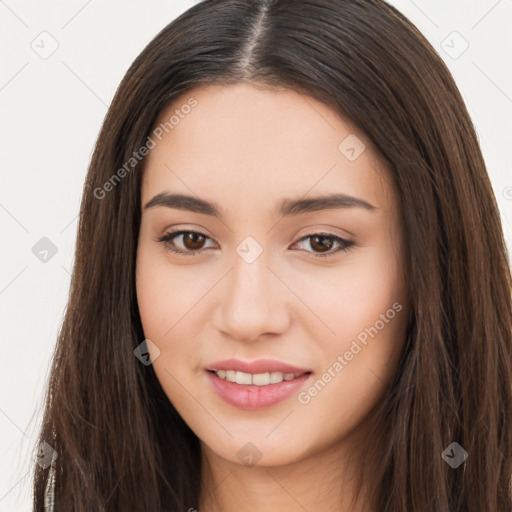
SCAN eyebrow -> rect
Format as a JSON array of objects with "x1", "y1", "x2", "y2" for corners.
[{"x1": 143, "y1": 192, "x2": 376, "y2": 219}]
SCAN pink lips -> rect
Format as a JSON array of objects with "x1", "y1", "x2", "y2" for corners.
[
  {"x1": 205, "y1": 358, "x2": 312, "y2": 410},
  {"x1": 205, "y1": 358, "x2": 311, "y2": 375}
]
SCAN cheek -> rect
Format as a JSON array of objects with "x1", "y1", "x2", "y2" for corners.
[
  {"x1": 294, "y1": 299, "x2": 406, "y2": 450},
  {"x1": 290, "y1": 242, "x2": 404, "y2": 347},
  {"x1": 293, "y1": 243, "x2": 406, "y2": 417},
  {"x1": 135, "y1": 245, "x2": 211, "y2": 396},
  {"x1": 135, "y1": 244, "x2": 210, "y2": 338}
]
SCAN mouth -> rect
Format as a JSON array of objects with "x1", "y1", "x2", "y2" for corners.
[
  {"x1": 205, "y1": 357, "x2": 311, "y2": 376},
  {"x1": 206, "y1": 369, "x2": 311, "y2": 386},
  {"x1": 205, "y1": 367, "x2": 313, "y2": 410}
]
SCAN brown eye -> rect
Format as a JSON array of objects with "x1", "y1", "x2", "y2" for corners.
[
  {"x1": 157, "y1": 230, "x2": 216, "y2": 256},
  {"x1": 157, "y1": 230, "x2": 354, "y2": 259},
  {"x1": 309, "y1": 235, "x2": 334, "y2": 253},
  {"x1": 182, "y1": 232, "x2": 206, "y2": 250},
  {"x1": 292, "y1": 233, "x2": 355, "y2": 258}
]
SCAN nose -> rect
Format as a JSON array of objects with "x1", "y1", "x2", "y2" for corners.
[{"x1": 213, "y1": 249, "x2": 290, "y2": 343}]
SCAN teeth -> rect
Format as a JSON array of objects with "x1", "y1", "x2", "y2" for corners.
[
  {"x1": 213, "y1": 370, "x2": 304, "y2": 386},
  {"x1": 235, "y1": 371, "x2": 252, "y2": 385},
  {"x1": 252, "y1": 373, "x2": 270, "y2": 386},
  {"x1": 269, "y1": 371, "x2": 284, "y2": 384}
]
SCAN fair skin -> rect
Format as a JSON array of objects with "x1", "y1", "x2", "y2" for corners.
[{"x1": 136, "y1": 82, "x2": 409, "y2": 512}]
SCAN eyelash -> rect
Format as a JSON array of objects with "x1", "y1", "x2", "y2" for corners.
[{"x1": 156, "y1": 230, "x2": 355, "y2": 259}]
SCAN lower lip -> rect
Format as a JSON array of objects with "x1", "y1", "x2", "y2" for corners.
[{"x1": 205, "y1": 370, "x2": 311, "y2": 410}]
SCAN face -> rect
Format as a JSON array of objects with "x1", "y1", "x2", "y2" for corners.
[{"x1": 136, "y1": 82, "x2": 408, "y2": 468}]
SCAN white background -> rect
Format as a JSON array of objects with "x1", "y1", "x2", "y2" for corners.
[{"x1": 1, "y1": 1, "x2": 511, "y2": 510}]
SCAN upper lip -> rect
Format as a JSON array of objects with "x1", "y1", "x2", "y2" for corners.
[{"x1": 206, "y1": 358, "x2": 312, "y2": 375}]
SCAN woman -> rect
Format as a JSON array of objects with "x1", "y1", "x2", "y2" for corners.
[{"x1": 33, "y1": 0, "x2": 512, "y2": 510}]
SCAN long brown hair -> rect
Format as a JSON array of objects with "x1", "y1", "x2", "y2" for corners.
[{"x1": 33, "y1": 0, "x2": 512, "y2": 510}]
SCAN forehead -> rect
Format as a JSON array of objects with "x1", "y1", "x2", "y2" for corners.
[{"x1": 141, "y1": 83, "x2": 393, "y2": 215}]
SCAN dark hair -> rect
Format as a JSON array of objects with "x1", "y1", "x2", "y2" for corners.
[{"x1": 33, "y1": 0, "x2": 512, "y2": 510}]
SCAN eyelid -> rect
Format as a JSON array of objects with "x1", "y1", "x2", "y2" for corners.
[
  {"x1": 155, "y1": 229, "x2": 218, "y2": 256},
  {"x1": 291, "y1": 232, "x2": 354, "y2": 258},
  {"x1": 156, "y1": 228, "x2": 355, "y2": 258}
]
